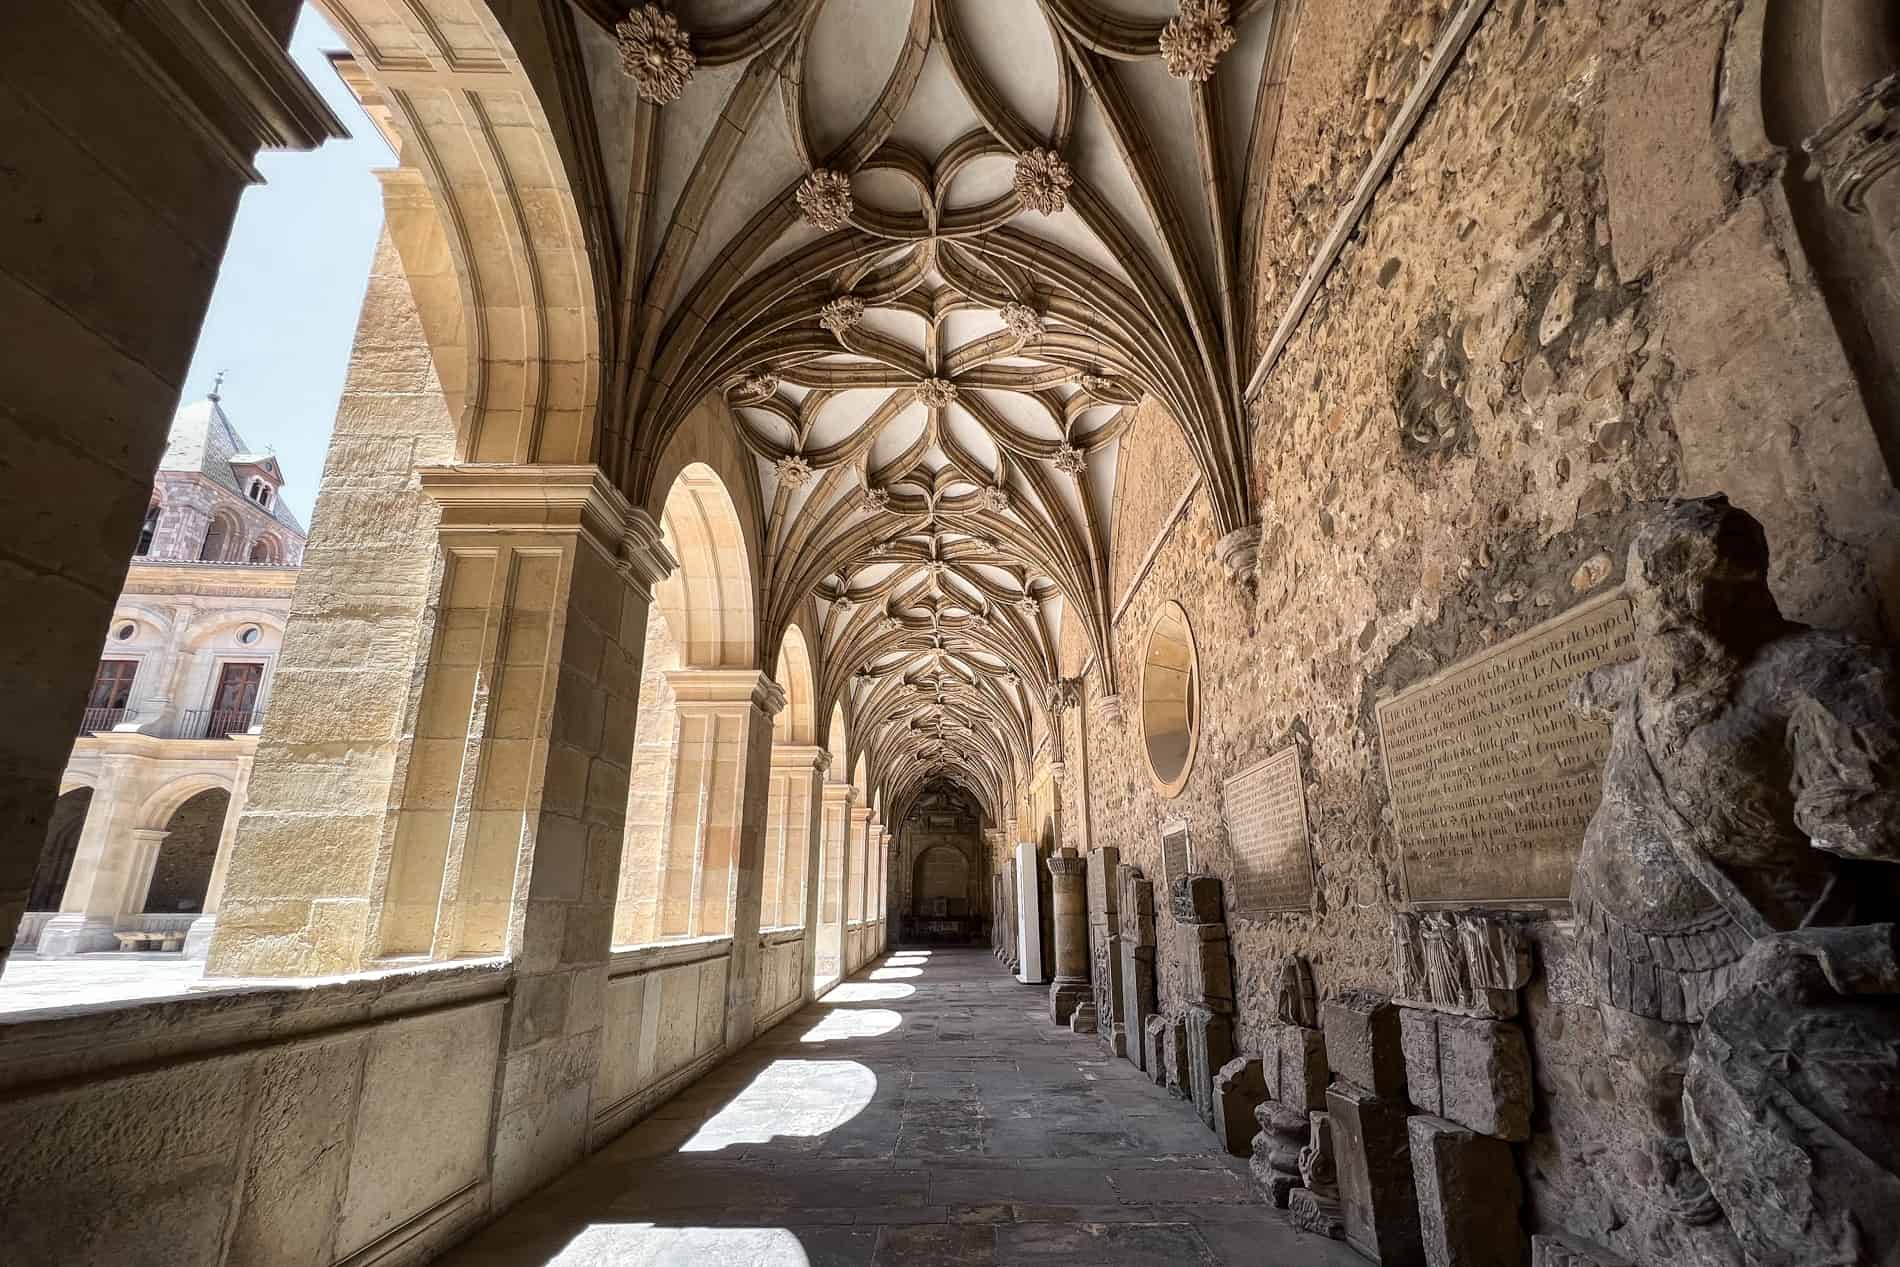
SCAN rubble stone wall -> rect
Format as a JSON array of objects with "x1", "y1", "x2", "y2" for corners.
[{"x1": 1080, "y1": 2, "x2": 1898, "y2": 1263}]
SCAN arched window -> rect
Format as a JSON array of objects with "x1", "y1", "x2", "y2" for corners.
[
  {"x1": 134, "y1": 504, "x2": 160, "y2": 557},
  {"x1": 247, "y1": 536, "x2": 278, "y2": 565},
  {"x1": 199, "y1": 515, "x2": 231, "y2": 561},
  {"x1": 245, "y1": 479, "x2": 274, "y2": 509}
]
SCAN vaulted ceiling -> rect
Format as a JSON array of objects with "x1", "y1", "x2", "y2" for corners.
[{"x1": 567, "y1": 0, "x2": 1294, "y2": 822}]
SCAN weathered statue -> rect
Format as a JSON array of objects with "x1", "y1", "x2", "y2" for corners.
[{"x1": 1568, "y1": 495, "x2": 1900, "y2": 1265}]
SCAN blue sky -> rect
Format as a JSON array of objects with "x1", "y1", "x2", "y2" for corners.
[{"x1": 180, "y1": 5, "x2": 394, "y2": 524}]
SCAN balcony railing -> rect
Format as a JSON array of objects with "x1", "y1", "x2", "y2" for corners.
[
  {"x1": 79, "y1": 707, "x2": 128, "y2": 733},
  {"x1": 180, "y1": 707, "x2": 262, "y2": 739}
]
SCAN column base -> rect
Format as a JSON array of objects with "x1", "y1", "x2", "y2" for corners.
[
  {"x1": 1050, "y1": 976, "x2": 1089, "y2": 1025},
  {"x1": 1069, "y1": 1001, "x2": 1099, "y2": 1034},
  {"x1": 183, "y1": 914, "x2": 218, "y2": 960},
  {"x1": 35, "y1": 915, "x2": 120, "y2": 957}
]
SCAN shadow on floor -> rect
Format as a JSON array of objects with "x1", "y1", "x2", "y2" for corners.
[{"x1": 437, "y1": 947, "x2": 1362, "y2": 1267}]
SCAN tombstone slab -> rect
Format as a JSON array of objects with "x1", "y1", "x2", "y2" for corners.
[
  {"x1": 1328, "y1": 1081, "x2": 1424, "y2": 1265},
  {"x1": 1399, "y1": 1006, "x2": 1442, "y2": 1115},
  {"x1": 1186, "y1": 1006, "x2": 1233, "y2": 1127},
  {"x1": 1169, "y1": 873, "x2": 1224, "y2": 923},
  {"x1": 1409, "y1": 1115, "x2": 1525, "y2": 1267},
  {"x1": 1437, "y1": 1014, "x2": 1531, "y2": 1141},
  {"x1": 1143, "y1": 1014, "x2": 1170, "y2": 1086},
  {"x1": 1212, "y1": 1055, "x2": 1266, "y2": 1157},
  {"x1": 1163, "y1": 1014, "x2": 1191, "y2": 1099},
  {"x1": 1323, "y1": 989, "x2": 1407, "y2": 1098}
]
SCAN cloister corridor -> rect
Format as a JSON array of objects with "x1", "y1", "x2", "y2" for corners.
[{"x1": 437, "y1": 947, "x2": 1360, "y2": 1267}]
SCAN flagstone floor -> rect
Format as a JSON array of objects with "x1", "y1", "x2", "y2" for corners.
[{"x1": 437, "y1": 946, "x2": 1362, "y2": 1266}]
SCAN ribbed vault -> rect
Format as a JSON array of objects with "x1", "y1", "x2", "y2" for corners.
[{"x1": 573, "y1": 0, "x2": 1292, "y2": 821}]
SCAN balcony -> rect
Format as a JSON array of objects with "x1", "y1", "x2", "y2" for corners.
[
  {"x1": 179, "y1": 707, "x2": 262, "y2": 740},
  {"x1": 78, "y1": 707, "x2": 129, "y2": 733}
]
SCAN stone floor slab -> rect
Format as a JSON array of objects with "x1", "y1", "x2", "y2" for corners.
[{"x1": 434, "y1": 948, "x2": 1368, "y2": 1267}]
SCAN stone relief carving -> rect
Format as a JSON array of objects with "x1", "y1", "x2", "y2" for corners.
[
  {"x1": 1564, "y1": 496, "x2": 1900, "y2": 1264},
  {"x1": 1052, "y1": 443, "x2": 1086, "y2": 476},
  {"x1": 979, "y1": 484, "x2": 1010, "y2": 513},
  {"x1": 614, "y1": 4, "x2": 696, "y2": 104},
  {"x1": 1392, "y1": 911, "x2": 1532, "y2": 1019},
  {"x1": 796, "y1": 169, "x2": 854, "y2": 231},
  {"x1": 1159, "y1": 0, "x2": 1237, "y2": 82},
  {"x1": 1013, "y1": 148, "x2": 1073, "y2": 214}
]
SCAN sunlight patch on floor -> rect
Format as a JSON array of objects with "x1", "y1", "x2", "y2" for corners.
[
  {"x1": 821, "y1": 981, "x2": 914, "y2": 1002},
  {"x1": 679, "y1": 1059, "x2": 876, "y2": 1152},
  {"x1": 797, "y1": 1007, "x2": 902, "y2": 1043},
  {"x1": 868, "y1": 966, "x2": 921, "y2": 979},
  {"x1": 553, "y1": 1224, "x2": 809, "y2": 1264}
]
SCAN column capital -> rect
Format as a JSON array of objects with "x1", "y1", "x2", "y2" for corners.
[
  {"x1": 663, "y1": 668, "x2": 787, "y2": 717},
  {"x1": 822, "y1": 780, "x2": 858, "y2": 806},
  {"x1": 418, "y1": 464, "x2": 678, "y2": 589},
  {"x1": 850, "y1": 804, "x2": 874, "y2": 826},
  {"x1": 771, "y1": 743, "x2": 829, "y2": 772},
  {"x1": 1215, "y1": 523, "x2": 1263, "y2": 586}
]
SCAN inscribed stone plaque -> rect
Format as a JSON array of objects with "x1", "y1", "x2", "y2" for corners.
[
  {"x1": 1375, "y1": 592, "x2": 1635, "y2": 906},
  {"x1": 1160, "y1": 819, "x2": 1193, "y2": 890},
  {"x1": 1221, "y1": 746, "x2": 1314, "y2": 914}
]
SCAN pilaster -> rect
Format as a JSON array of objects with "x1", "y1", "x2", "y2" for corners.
[
  {"x1": 663, "y1": 668, "x2": 786, "y2": 1048},
  {"x1": 816, "y1": 780, "x2": 856, "y2": 985}
]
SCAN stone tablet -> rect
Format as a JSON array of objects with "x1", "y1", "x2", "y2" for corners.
[
  {"x1": 1159, "y1": 818, "x2": 1192, "y2": 889},
  {"x1": 1221, "y1": 745, "x2": 1314, "y2": 914},
  {"x1": 1375, "y1": 593, "x2": 1635, "y2": 905}
]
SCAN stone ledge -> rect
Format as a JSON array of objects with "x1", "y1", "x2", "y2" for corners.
[
  {"x1": 0, "y1": 956, "x2": 510, "y2": 1093},
  {"x1": 607, "y1": 935, "x2": 734, "y2": 978}
]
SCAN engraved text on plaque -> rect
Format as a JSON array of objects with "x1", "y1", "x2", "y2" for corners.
[
  {"x1": 1221, "y1": 746, "x2": 1314, "y2": 914},
  {"x1": 1376, "y1": 593, "x2": 1635, "y2": 905}
]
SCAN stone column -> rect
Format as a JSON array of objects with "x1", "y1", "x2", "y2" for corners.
[
  {"x1": 847, "y1": 804, "x2": 872, "y2": 972},
  {"x1": 1046, "y1": 846, "x2": 1089, "y2": 1024},
  {"x1": 211, "y1": 468, "x2": 673, "y2": 978},
  {"x1": 183, "y1": 745, "x2": 256, "y2": 958},
  {"x1": 39, "y1": 755, "x2": 149, "y2": 956},
  {"x1": 775, "y1": 745, "x2": 828, "y2": 1003},
  {"x1": 665, "y1": 669, "x2": 786, "y2": 1047},
  {"x1": 816, "y1": 781, "x2": 854, "y2": 984},
  {"x1": 0, "y1": 0, "x2": 341, "y2": 970}
]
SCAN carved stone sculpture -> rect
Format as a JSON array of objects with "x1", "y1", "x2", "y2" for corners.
[
  {"x1": 773, "y1": 455, "x2": 813, "y2": 489},
  {"x1": 797, "y1": 169, "x2": 854, "y2": 231},
  {"x1": 1275, "y1": 953, "x2": 1319, "y2": 1028},
  {"x1": 1013, "y1": 148, "x2": 1072, "y2": 215},
  {"x1": 818, "y1": 295, "x2": 864, "y2": 337},
  {"x1": 1000, "y1": 302, "x2": 1044, "y2": 341},
  {"x1": 1566, "y1": 495, "x2": 1900, "y2": 1262},
  {"x1": 916, "y1": 377, "x2": 958, "y2": 408},
  {"x1": 1291, "y1": 1110, "x2": 1346, "y2": 1239},
  {"x1": 1393, "y1": 911, "x2": 1532, "y2": 1019},
  {"x1": 1251, "y1": 1099, "x2": 1308, "y2": 1207},
  {"x1": 1052, "y1": 443, "x2": 1085, "y2": 476},
  {"x1": 615, "y1": 4, "x2": 696, "y2": 104},
  {"x1": 1160, "y1": 0, "x2": 1237, "y2": 82},
  {"x1": 1802, "y1": 71, "x2": 1900, "y2": 213}
]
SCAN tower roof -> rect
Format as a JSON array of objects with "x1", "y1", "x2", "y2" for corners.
[{"x1": 160, "y1": 397, "x2": 306, "y2": 536}]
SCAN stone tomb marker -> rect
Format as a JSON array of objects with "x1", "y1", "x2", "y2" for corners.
[
  {"x1": 1220, "y1": 743, "x2": 1316, "y2": 914},
  {"x1": 1085, "y1": 846, "x2": 1126, "y2": 1056},
  {"x1": 1118, "y1": 864, "x2": 1157, "y2": 1073},
  {"x1": 1374, "y1": 592, "x2": 1634, "y2": 906}
]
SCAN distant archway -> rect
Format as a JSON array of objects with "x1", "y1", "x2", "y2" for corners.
[
  {"x1": 30, "y1": 788, "x2": 91, "y2": 910},
  {"x1": 144, "y1": 788, "x2": 230, "y2": 914}
]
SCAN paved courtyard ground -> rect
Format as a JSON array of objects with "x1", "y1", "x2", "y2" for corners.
[{"x1": 438, "y1": 945, "x2": 1361, "y2": 1266}]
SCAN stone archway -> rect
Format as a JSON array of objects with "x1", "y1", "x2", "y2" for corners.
[
  {"x1": 29, "y1": 788, "x2": 92, "y2": 912},
  {"x1": 616, "y1": 461, "x2": 764, "y2": 945},
  {"x1": 143, "y1": 789, "x2": 230, "y2": 915}
]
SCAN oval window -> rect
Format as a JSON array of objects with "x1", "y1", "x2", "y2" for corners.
[
  {"x1": 113, "y1": 622, "x2": 137, "y2": 642},
  {"x1": 1141, "y1": 600, "x2": 1199, "y2": 797},
  {"x1": 237, "y1": 625, "x2": 262, "y2": 645}
]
